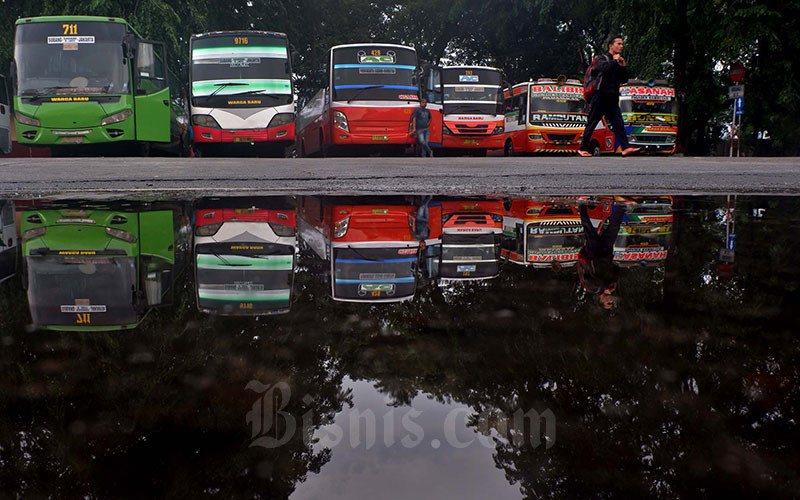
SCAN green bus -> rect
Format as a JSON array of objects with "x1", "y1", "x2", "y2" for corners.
[
  {"x1": 12, "y1": 16, "x2": 188, "y2": 155},
  {"x1": 20, "y1": 205, "x2": 177, "y2": 331}
]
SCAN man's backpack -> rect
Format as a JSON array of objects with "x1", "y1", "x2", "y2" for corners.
[{"x1": 583, "y1": 55, "x2": 608, "y2": 100}]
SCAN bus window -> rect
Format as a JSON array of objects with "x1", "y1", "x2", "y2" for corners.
[{"x1": 137, "y1": 42, "x2": 167, "y2": 94}]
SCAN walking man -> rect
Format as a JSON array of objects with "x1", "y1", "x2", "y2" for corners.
[
  {"x1": 578, "y1": 36, "x2": 640, "y2": 157},
  {"x1": 410, "y1": 98, "x2": 433, "y2": 157}
]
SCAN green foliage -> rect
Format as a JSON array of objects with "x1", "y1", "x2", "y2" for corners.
[{"x1": 1, "y1": 0, "x2": 798, "y2": 154}]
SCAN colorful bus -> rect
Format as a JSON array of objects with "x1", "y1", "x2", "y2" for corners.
[
  {"x1": 297, "y1": 196, "x2": 421, "y2": 302},
  {"x1": 503, "y1": 78, "x2": 588, "y2": 155},
  {"x1": 194, "y1": 200, "x2": 296, "y2": 315},
  {"x1": 12, "y1": 16, "x2": 187, "y2": 155},
  {"x1": 296, "y1": 43, "x2": 439, "y2": 157},
  {"x1": 189, "y1": 31, "x2": 294, "y2": 157},
  {"x1": 439, "y1": 66, "x2": 504, "y2": 155},
  {"x1": 588, "y1": 80, "x2": 678, "y2": 155},
  {"x1": 501, "y1": 198, "x2": 585, "y2": 267},
  {"x1": 20, "y1": 205, "x2": 176, "y2": 331},
  {"x1": 424, "y1": 198, "x2": 504, "y2": 280}
]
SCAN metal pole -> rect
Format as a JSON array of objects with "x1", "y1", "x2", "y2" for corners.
[
  {"x1": 736, "y1": 112, "x2": 741, "y2": 157},
  {"x1": 729, "y1": 103, "x2": 735, "y2": 157}
]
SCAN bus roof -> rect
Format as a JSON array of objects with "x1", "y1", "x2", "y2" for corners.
[
  {"x1": 625, "y1": 79, "x2": 672, "y2": 87},
  {"x1": 191, "y1": 30, "x2": 288, "y2": 40},
  {"x1": 443, "y1": 65, "x2": 501, "y2": 72},
  {"x1": 331, "y1": 43, "x2": 416, "y2": 52},
  {"x1": 16, "y1": 16, "x2": 129, "y2": 25}
]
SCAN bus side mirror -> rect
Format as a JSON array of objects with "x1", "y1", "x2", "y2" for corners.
[{"x1": 9, "y1": 61, "x2": 17, "y2": 96}]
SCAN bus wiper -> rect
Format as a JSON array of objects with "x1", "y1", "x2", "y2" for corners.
[
  {"x1": 212, "y1": 252, "x2": 251, "y2": 267},
  {"x1": 347, "y1": 85, "x2": 383, "y2": 103},
  {"x1": 208, "y1": 82, "x2": 248, "y2": 98}
]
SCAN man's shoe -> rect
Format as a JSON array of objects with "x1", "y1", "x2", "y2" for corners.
[
  {"x1": 577, "y1": 150, "x2": 592, "y2": 157},
  {"x1": 622, "y1": 147, "x2": 641, "y2": 156}
]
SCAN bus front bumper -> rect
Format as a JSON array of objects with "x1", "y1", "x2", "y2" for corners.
[
  {"x1": 192, "y1": 123, "x2": 295, "y2": 144},
  {"x1": 15, "y1": 120, "x2": 135, "y2": 146},
  {"x1": 442, "y1": 134, "x2": 503, "y2": 149}
]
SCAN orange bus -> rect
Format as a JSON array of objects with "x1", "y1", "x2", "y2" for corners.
[
  {"x1": 439, "y1": 66, "x2": 505, "y2": 156},
  {"x1": 501, "y1": 198, "x2": 585, "y2": 267},
  {"x1": 297, "y1": 196, "x2": 421, "y2": 302},
  {"x1": 502, "y1": 77, "x2": 588, "y2": 155}
]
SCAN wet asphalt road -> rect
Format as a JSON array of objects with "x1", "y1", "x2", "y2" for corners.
[{"x1": 0, "y1": 156, "x2": 798, "y2": 197}]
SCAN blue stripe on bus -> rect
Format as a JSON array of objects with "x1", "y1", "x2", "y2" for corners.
[
  {"x1": 335, "y1": 277, "x2": 416, "y2": 284},
  {"x1": 334, "y1": 85, "x2": 418, "y2": 90},
  {"x1": 336, "y1": 258, "x2": 416, "y2": 263},
  {"x1": 334, "y1": 64, "x2": 417, "y2": 70}
]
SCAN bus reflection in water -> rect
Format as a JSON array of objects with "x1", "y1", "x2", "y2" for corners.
[
  {"x1": 0, "y1": 200, "x2": 17, "y2": 283},
  {"x1": 501, "y1": 197, "x2": 585, "y2": 268},
  {"x1": 193, "y1": 198, "x2": 297, "y2": 315},
  {"x1": 20, "y1": 203, "x2": 178, "y2": 331},
  {"x1": 297, "y1": 196, "x2": 421, "y2": 302},
  {"x1": 423, "y1": 198, "x2": 504, "y2": 281},
  {"x1": 586, "y1": 196, "x2": 674, "y2": 266}
]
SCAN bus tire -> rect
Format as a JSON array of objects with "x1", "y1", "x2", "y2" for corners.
[
  {"x1": 590, "y1": 141, "x2": 601, "y2": 156},
  {"x1": 504, "y1": 139, "x2": 514, "y2": 157}
]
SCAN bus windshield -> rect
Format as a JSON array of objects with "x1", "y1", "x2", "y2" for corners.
[
  {"x1": 27, "y1": 255, "x2": 137, "y2": 326},
  {"x1": 191, "y1": 34, "x2": 292, "y2": 108},
  {"x1": 529, "y1": 89, "x2": 588, "y2": 124},
  {"x1": 195, "y1": 242, "x2": 294, "y2": 314},
  {"x1": 332, "y1": 46, "x2": 418, "y2": 102},
  {"x1": 442, "y1": 68, "x2": 502, "y2": 115},
  {"x1": 620, "y1": 99, "x2": 676, "y2": 114},
  {"x1": 333, "y1": 246, "x2": 417, "y2": 300},
  {"x1": 15, "y1": 21, "x2": 129, "y2": 96}
]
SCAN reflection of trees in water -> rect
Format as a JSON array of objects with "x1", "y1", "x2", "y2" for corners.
[
  {"x1": 327, "y1": 197, "x2": 800, "y2": 498},
  {"x1": 0, "y1": 272, "x2": 349, "y2": 498}
]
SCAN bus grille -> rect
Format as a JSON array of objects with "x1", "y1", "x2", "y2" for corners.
[
  {"x1": 631, "y1": 134, "x2": 670, "y2": 143},
  {"x1": 454, "y1": 123, "x2": 490, "y2": 135},
  {"x1": 545, "y1": 133, "x2": 579, "y2": 142}
]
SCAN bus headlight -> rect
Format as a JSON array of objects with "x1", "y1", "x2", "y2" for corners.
[
  {"x1": 442, "y1": 125, "x2": 453, "y2": 135},
  {"x1": 101, "y1": 109, "x2": 132, "y2": 126},
  {"x1": 105, "y1": 227, "x2": 137, "y2": 243},
  {"x1": 268, "y1": 222, "x2": 296, "y2": 237},
  {"x1": 333, "y1": 110, "x2": 350, "y2": 133},
  {"x1": 528, "y1": 133, "x2": 543, "y2": 141},
  {"x1": 333, "y1": 217, "x2": 350, "y2": 239},
  {"x1": 492, "y1": 126, "x2": 505, "y2": 135},
  {"x1": 267, "y1": 113, "x2": 294, "y2": 128},
  {"x1": 192, "y1": 115, "x2": 221, "y2": 129},
  {"x1": 22, "y1": 227, "x2": 46, "y2": 241},
  {"x1": 665, "y1": 135, "x2": 676, "y2": 144},
  {"x1": 195, "y1": 222, "x2": 222, "y2": 236},
  {"x1": 16, "y1": 113, "x2": 40, "y2": 127}
]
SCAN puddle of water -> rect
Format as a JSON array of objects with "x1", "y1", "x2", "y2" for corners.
[{"x1": 0, "y1": 194, "x2": 798, "y2": 498}]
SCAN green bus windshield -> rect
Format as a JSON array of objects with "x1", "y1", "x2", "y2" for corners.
[{"x1": 15, "y1": 21, "x2": 129, "y2": 96}]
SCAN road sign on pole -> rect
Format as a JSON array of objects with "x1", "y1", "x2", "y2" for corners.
[
  {"x1": 735, "y1": 96, "x2": 744, "y2": 116},
  {"x1": 729, "y1": 63, "x2": 745, "y2": 83},
  {"x1": 728, "y1": 85, "x2": 744, "y2": 99}
]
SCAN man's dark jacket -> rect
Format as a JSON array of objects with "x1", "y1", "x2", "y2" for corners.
[{"x1": 593, "y1": 54, "x2": 629, "y2": 95}]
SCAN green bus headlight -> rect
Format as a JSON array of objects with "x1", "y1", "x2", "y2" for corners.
[
  {"x1": 16, "y1": 113, "x2": 41, "y2": 127},
  {"x1": 101, "y1": 109, "x2": 132, "y2": 126}
]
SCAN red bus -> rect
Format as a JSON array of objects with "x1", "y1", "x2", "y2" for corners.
[
  {"x1": 423, "y1": 198, "x2": 504, "y2": 280},
  {"x1": 297, "y1": 196, "x2": 421, "y2": 302},
  {"x1": 501, "y1": 198, "x2": 585, "y2": 267},
  {"x1": 296, "y1": 44, "x2": 442, "y2": 157},
  {"x1": 438, "y1": 66, "x2": 505, "y2": 156}
]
